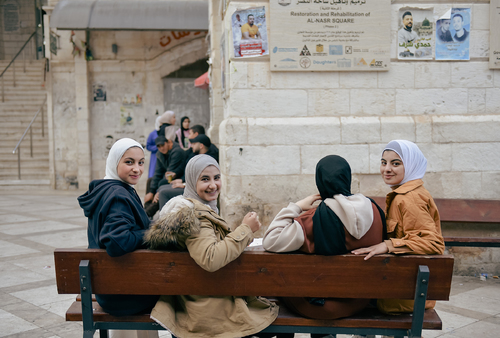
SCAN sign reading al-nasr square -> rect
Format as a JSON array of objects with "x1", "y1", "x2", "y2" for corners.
[{"x1": 270, "y1": 0, "x2": 390, "y2": 71}]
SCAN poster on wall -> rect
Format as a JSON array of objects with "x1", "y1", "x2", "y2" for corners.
[
  {"x1": 269, "y1": 0, "x2": 390, "y2": 71},
  {"x1": 231, "y1": 6, "x2": 268, "y2": 58},
  {"x1": 490, "y1": 0, "x2": 500, "y2": 68},
  {"x1": 436, "y1": 8, "x2": 471, "y2": 61},
  {"x1": 93, "y1": 84, "x2": 106, "y2": 102},
  {"x1": 397, "y1": 8, "x2": 434, "y2": 60}
]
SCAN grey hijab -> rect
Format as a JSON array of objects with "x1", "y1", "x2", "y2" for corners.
[{"x1": 183, "y1": 154, "x2": 220, "y2": 213}]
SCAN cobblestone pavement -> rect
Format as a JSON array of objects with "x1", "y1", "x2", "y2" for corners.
[{"x1": 0, "y1": 191, "x2": 499, "y2": 338}]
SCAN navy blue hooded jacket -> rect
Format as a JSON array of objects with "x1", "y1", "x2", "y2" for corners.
[
  {"x1": 78, "y1": 179, "x2": 158, "y2": 316},
  {"x1": 78, "y1": 179, "x2": 150, "y2": 257}
]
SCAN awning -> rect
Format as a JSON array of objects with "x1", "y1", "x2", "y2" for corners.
[
  {"x1": 50, "y1": 0, "x2": 208, "y2": 31},
  {"x1": 194, "y1": 72, "x2": 209, "y2": 89}
]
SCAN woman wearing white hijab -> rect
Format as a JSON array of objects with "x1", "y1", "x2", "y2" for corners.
[
  {"x1": 352, "y1": 140, "x2": 444, "y2": 314},
  {"x1": 144, "y1": 155, "x2": 281, "y2": 338},
  {"x1": 158, "y1": 110, "x2": 177, "y2": 140},
  {"x1": 78, "y1": 139, "x2": 160, "y2": 338}
]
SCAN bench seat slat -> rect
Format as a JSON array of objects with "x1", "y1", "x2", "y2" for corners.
[
  {"x1": 66, "y1": 301, "x2": 442, "y2": 330},
  {"x1": 55, "y1": 249, "x2": 454, "y2": 300}
]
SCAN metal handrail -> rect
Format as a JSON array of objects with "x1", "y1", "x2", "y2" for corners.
[
  {"x1": 12, "y1": 95, "x2": 47, "y2": 180},
  {"x1": 1, "y1": 28, "x2": 39, "y2": 102}
]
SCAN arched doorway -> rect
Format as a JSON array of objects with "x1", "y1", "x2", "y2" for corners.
[{"x1": 163, "y1": 58, "x2": 210, "y2": 130}]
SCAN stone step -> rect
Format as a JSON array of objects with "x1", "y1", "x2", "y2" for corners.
[{"x1": 0, "y1": 179, "x2": 51, "y2": 191}]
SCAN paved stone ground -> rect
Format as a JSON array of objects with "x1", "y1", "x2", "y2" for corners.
[{"x1": 0, "y1": 191, "x2": 499, "y2": 338}]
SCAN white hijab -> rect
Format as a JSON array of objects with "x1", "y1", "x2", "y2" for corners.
[
  {"x1": 158, "y1": 110, "x2": 175, "y2": 125},
  {"x1": 183, "y1": 154, "x2": 220, "y2": 213},
  {"x1": 104, "y1": 138, "x2": 144, "y2": 185},
  {"x1": 154, "y1": 115, "x2": 162, "y2": 131},
  {"x1": 383, "y1": 140, "x2": 427, "y2": 186}
]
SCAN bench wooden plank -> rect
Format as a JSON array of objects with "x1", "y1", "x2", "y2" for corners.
[
  {"x1": 55, "y1": 249, "x2": 454, "y2": 300},
  {"x1": 65, "y1": 301, "x2": 442, "y2": 330},
  {"x1": 370, "y1": 197, "x2": 500, "y2": 223}
]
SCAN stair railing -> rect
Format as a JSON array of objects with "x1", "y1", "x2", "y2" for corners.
[
  {"x1": 1, "y1": 27, "x2": 40, "y2": 103},
  {"x1": 12, "y1": 95, "x2": 47, "y2": 180}
]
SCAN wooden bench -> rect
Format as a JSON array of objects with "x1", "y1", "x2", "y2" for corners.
[
  {"x1": 55, "y1": 248, "x2": 454, "y2": 338},
  {"x1": 371, "y1": 197, "x2": 500, "y2": 247}
]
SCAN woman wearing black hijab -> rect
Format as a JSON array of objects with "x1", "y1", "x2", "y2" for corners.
[{"x1": 263, "y1": 155, "x2": 386, "y2": 320}]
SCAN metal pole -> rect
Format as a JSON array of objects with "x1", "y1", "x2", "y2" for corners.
[
  {"x1": 30, "y1": 127, "x2": 33, "y2": 157},
  {"x1": 18, "y1": 148, "x2": 21, "y2": 179},
  {"x1": 13, "y1": 60, "x2": 16, "y2": 87},
  {"x1": 23, "y1": 48, "x2": 26, "y2": 73},
  {"x1": 42, "y1": 107, "x2": 44, "y2": 137}
]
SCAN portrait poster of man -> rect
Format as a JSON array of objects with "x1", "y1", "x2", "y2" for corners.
[
  {"x1": 397, "y1": 8, "x2": 434, "y2": 60},
  {"x1": 436, "y1": 8, "x2": 471, "y2": 61},
  {"x1": 231, "y1": 6, "x2": 268, "y2": 58}
]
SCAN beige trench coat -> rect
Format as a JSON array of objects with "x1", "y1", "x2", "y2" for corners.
[{"x1": 150, "y1": 198, "x2": 279, "y2": 338}]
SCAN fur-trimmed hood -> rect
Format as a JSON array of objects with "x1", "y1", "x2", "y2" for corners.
[{"x1": 144, "y1": 196, "x2": 201, "y2": 250}]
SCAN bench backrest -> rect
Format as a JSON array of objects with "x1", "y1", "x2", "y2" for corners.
[
  {"x1": 55, "y1": 249, "x2": 454, "y2": 300},
  {"x1": 371, "y1": 197, "x2": 500, "y2": 223}
]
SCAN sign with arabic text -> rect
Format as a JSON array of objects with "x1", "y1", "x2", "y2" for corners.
[
  {"x1": 490, "y1": 0, "x2": 500, "y2": 68},
  {"x1": 270, "y1": 0, "x2": 390, "y2": 71}
]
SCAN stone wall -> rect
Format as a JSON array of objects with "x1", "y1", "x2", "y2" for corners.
[{"x1": 211, "y1": 1, "x2": 500, "y2": 274}]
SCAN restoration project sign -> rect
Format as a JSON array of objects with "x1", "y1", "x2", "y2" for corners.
[
  {"x1": 270, "y1": 0, "x2": 390, "y2": 71},
  {"x1": 490, "y1": 0, "x2": 500, "y2": 69}
]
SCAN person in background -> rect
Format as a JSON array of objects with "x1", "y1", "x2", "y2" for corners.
[
  {"x1": 352, "y1": 140, "x2": 445, "y2": 314},
  {"x1": 175, "y1": 116, "x2": 191, "y2": 150},
  {"x1": 158, "y1": 110, "x2": 177, "y2": 139},
  {"x1": 144, "y1": 130, "x2": 186, "y2": 218},
  {"x1": 189, "y1": 134, "x2": 219, "y2": 163},
  {"x1": 145, "y1": 115, "x2": 162, "y2": 194},
  {"x1": 78, "y1": 138, "x2": 159, "y2": 338}
]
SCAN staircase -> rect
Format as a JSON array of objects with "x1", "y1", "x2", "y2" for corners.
[{"x1": 0, "y1": 59, "x2": 50, "y2": 190}]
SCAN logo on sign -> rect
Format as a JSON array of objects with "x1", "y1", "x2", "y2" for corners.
[
  {"x1": 345, "y1": 46, "x2": 352, "y2": 54},
  {"x1": 329, "y1": 45, "x2": 343, "y2": 55},
  {"x1": 300, "y1": 45, "x2": 311, "y2": 56},
  {"x1": 300, "y1": 57, "x2": 311, "y2": 68},
  {"x1": 316, "y1": 44, "x2": 324, "y2": 53}
]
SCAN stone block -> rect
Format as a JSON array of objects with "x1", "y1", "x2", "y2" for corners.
[
  {"x1": 432, "y1": 115, "x2": 500, "y2": 143},
  {"x1": 468, "y1": 89, "x2": 486, "y2": 114},
  {"x1": 222, "y1": 175, "x2": 243, "y2": 206},
  {"x1": 247, "y1": 117, "x2": 340, "y2": 146},
  {"x1": 301, "y1": 144, "x2": 370, "y2": 175},
  {"x1": 229, "y1": 62, "x2": 247, "y2": 89},
  {"x1": 339, "y1": 72, "x2": 377, "y2": 88},
  {"x1": 396, "y1": 88, "x2": 468, "y2": 115},
  {"x1": 219, "y1": 118, "x2": 248, "y2": 146},
  {"x1": 472, "y1": 4, "x2": 490, "y2": 30},
  {"x1": 271, "y1": 71, "x2": 339, "y2": 89},
  {"x1": 451, "y1": 62, "x2": 494, "y2": 88},
  {"x1": 485, "y1": 88, "x2": 500, "y2": 114},
  {"x1": 451, "y1": 143, "x2": 500, "y2": 171},
  {"x1": 308, "y1": 89, "x2": 350, "y2": 116},
  {"x1": 378, "y1": 63, "x2": 415, "y2": 89},
  {"x1": 470, "y1": 30, "x2": 489, "y2": 58},
  {"x1": 227, "y1": 89, "x2": 307, "y2": 117},
  {"x1": 369, "y1": 143, "x2": 386, "y2": 174},
  {"x1": 415, "y1": 115, "x2": 432, "y2": 143},
  {"x1": 341, "y1": 116, "x2": 381, "y2": 144},
  {"x1": 350, "y1": 89, "x2": 395, "y2": 116},
  {"x1": 418, "y1": 143, "x2": 453, "y2": 173},
  {"x1": 380, "y1": 116, "x2": 415, "y2": 143},
  {"x1": 421, "y1": 173, "x2": 445, "y2": 198},
  {"x1": 461, "y1": 172, "x2": 484, "y2": 199},
  {"x1": 415, "y1": 63, "x2": 451, "y2": 88},
  {"x1": 247, "y1": 62, "x2": 270, "y2": 88},
  {"x1": 481, "y1": 172, "x2": 500, "y2": 199},
  {"x1": 240, "y1": 175, "x2": 316, "y2": 206},
  {"x1": 357, "y1": 174, "x2": 390, "y2": 197},
  {"x1": 224, "y1": 146, "x2": 301, "y2": 176}
]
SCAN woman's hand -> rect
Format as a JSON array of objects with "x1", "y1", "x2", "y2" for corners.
[
  {"x1": 296, "y1": 193, "x2": 322, "y2": 211},
  {"x1": 243, "y1": 211, "x2": 261, "y2": 233},
  {"x1": 351, "y1": 242, "x2": 389, "y2": 260}
]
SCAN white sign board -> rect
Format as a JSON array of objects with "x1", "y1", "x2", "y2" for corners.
[
  {"x1": 270, "y1": 0, "x2": 390, "y2": 71},
  {"x1": 490, "y1": 0, "x2": 500, "y2": 69}
]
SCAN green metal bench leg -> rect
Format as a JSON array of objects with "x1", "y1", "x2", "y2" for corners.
[
  {"x1": 99, "y1": 329, "x2": 109, "y2": 338},
  {"x1": 408, "y1": 265, "x2": 430, "y2": 338},
  {"x1": 80, "y1": 260, "x2": 96, "y2": 338}
]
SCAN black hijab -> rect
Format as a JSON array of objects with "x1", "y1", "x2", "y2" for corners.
[
  {"x1": 179, "y1": 116, "x2": 190, "y2": 147},
  {"x1": 313, "y1": 155, "x2": 352, "y2": 255}
]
